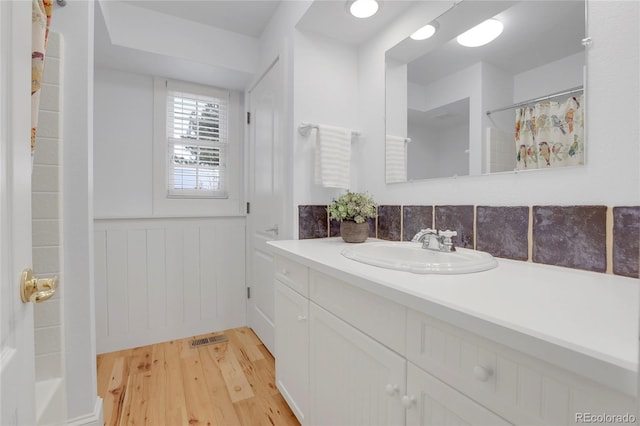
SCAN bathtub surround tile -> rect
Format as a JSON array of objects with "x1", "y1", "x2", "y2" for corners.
[
  {"x1": 33, "y1": 246, "x2": 60, "y2": 274},
  {"x1": 32, "y1": 219, "x2": 61, "y2": 247},
  {"x1": 35, "y1": 352, "x2": 64, "y2": 381},
  {"x1": 377, "y1": 205, "x2": 402, "y2": 241},
  {"x1": 402, "y1": 206, "x2": 434, "y2": 242},
  {"x1": 298, "y1": 205, "x2": 328, "y2": 239},
  {"x1": 612, "y1": 206, "x2": 640, "y2": 278},
  {"x1": 34, "y1": 298, "x2": 61, "y2": 328},
  {"x1": 35, "y1": 325, "x2": 63, "y2": 355},
  {"x1": 434, "y1": 205, "x2": 474, "y2": 248},
  {"x1": 532, "y1": 206, "x2": 607, "y2": 273},
  {"x1": 32, "y1": 164, "x2": 59, "y2": 192},
  {"x1": 476, "y1": 206, "x2": 529, "y2": 260}
]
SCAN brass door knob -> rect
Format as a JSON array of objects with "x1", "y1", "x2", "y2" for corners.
[{"x1": 21, "y1": 269, "x2": 57, "y2": 303}]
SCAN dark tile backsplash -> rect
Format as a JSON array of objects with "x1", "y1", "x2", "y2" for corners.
[
  {"x1": 329, "y1": 218, "x2": 341, "y2": 238},
  {"x1": 532, "y1": 206, "x2": 607, "y2": 273},
  {"x1": 403, "y1": 206, "x2": 433, "y2": 242},
  {"x1": 377, "y1": 205, "x2": 402, "y2": 241},
  {"x1": 298, "y1": 203, "x2": 639, "y2": 278},
  {"x1": 434, "y1": 205, "x2": 474, "y2": 248},
  {"x1": 298, "y1": 205, "x2": 328, "y2": 239},
  {"x1": 477, "y1": 206, "x2": 529, "y2": 261},
  {"x1": 613, "y1": 207, "x2": 640, "y2": 278}
]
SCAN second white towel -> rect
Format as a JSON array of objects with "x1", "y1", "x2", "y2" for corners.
[
  {"x1": 315, "y1": 124, "x2": 351, "y2": 189},
  {"x1": 385, "y1": 134, "x2": 407, "y2": 183}
]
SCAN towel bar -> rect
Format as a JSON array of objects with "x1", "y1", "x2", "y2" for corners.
[{"x1": 298, "y1": 122, "x2": 360, "y2": 138}]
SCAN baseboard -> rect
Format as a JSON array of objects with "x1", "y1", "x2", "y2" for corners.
[{"x1": 67, "y1": 397, "x2": 103, "y2": 426}]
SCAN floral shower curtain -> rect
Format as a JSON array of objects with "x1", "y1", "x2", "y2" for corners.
[
  {"x1": 514, "y1": 94, "x2": 584, "y2": 170},
  {"x1": 31, "y1": 0, "x2": 53, "y2": 156}
]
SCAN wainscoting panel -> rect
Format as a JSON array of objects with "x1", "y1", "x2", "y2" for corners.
[{"x1": 94, "y1": 217, "x2": 247, "y2": 354}]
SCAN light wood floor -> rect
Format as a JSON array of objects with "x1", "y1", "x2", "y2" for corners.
[{"x1": 97, "y1": 327, "x2": 300, "y2": 426}]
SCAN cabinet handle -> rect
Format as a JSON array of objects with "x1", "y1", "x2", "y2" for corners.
[
  {"x1": 473, "y1": 365, "x2": 493, "y2": 382},
  {"x1": 384, "y1": 384, "x2": 398, "y2": 396},
  {"x1": 401, "y1": 395, "x2": 416, "y2": 408},
  {"x1": 297, "y1": 315, "x2": 307, "y2": 321}
]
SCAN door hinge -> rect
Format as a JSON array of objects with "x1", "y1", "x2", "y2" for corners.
[
  {"x1": 246, "y1": 202, "x2": 250, "y2": 214},
  {"x1": 246, "y1": 112, "x2": 251, "y2": 125},
  {"x1": 247, "y1": 287, "x2": 251, "y2": 299}
]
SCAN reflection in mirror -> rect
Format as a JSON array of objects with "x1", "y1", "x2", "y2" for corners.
[{"x1": 385, "y1": 0, "x2": 586, "y2": 183}]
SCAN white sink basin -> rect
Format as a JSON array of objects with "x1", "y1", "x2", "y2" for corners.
[{"x1": 341, "y1": 241, "x2": 498, "y2": 274}]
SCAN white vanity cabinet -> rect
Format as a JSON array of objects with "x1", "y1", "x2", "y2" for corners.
[
  {"x1": 406, "y1": 309, "x2": 636, "y2": 426},
  {"x1": 406, "y1": 362, "x2": 512, "y2": 426},
  {"x1": 270, "y1": 243, "x2": 638, "y2": 426},
  {"x1": 274, "y1": 257, "x2": 310, "y2": 424},
  {"x1": 309, "y1": 303, "x2": 406, "y2": 426}
]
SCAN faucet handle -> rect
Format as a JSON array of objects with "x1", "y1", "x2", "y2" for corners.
[
  {"x1": 439, "y1": 230, "x2": 457, "y2": 252},
  {"x1": 411, "y1": 228, "x2": 436, "y2": 242}
]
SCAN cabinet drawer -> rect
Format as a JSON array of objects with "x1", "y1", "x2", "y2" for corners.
[
  {"x1": 406, "y1": 309, "x2": 635, "y2": 425},
  {"x1": 274, "y1": 255, "x2": 309, "y2": 296},
  {"x1": 310, "y1": 270, "x2": 406, "y2": 355},
  {"x1": 407, "y1": 362, "x2": 512, "y2": 426}
]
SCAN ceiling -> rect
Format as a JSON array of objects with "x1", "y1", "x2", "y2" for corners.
[
  {"x1": 122, "y1": 0, "x2": 282, "y2": 38},
  {"x1": 387, "y1": 1, "x2": 585, "y2": 87},
  {"x1": 296, "y1": 1, "x2": 415, "y2": 45}
]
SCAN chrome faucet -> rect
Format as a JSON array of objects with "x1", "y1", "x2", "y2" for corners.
[{"x1": 411, "y1": 228, "x2": 458, "y2": 252}]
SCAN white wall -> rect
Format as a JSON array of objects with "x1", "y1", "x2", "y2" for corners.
[
  {"x1": 385, "y1": 58, "x2": 407, "y2": 137},
  {"x1": 50, "y1": 1, "x2": 102, "y2": 424},
  {"x1": 94, "y1": 218, "x2": 246, "y2": 353},
  {"x1": 514, "y1": 52, "x2": 584, "y2": 103},
  {"x1": 93, "y1": 68, "x2": 248, "y2": 356},
  {"x1": 291, "y1": 30, "x2": 359, "y2": 235},
  {"x1": 357, "y1": 1, "x2": 639, "y2": 207},
  {"x1": 412, "y1": 63, "x2": 483, "y2": 175},
  {"x1": 94, "y1": 68, "x2": 153, "y2": 218}
]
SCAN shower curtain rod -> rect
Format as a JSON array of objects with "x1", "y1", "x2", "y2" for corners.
[{"x1": 485, "y1": 86, "x2": 584, "y2": 116}]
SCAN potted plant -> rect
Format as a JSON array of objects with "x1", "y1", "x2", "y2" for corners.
[{"x1": 328, "y1": 191, "x2": 378, "y2": 243}]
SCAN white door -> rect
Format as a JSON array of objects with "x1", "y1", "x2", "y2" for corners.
[
  {"x1": 246, "y1": 58, "x2": 283, "y2": 353},
  {"x1": 0, "y1": 1, "x2": 37, "y2": 424}
]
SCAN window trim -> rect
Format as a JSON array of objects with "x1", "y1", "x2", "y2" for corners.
[{"x1": 152, "y1": 77, "x2": 243, "y2": 217}]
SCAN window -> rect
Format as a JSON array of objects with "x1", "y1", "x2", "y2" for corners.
[
  {"x1": 153, "y1": 78, "x2": 241, "y2": 216},
  {"x1": 167, "y1": 89, "x2": 229, "y2": 198}
]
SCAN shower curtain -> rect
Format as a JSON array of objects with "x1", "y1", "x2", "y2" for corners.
[
  {"x1": 31, "y1": 0, "x2": 53, "y2": 156},
  {"x1": 514, "y1": 94, "x2": 584, "y2": 170}
]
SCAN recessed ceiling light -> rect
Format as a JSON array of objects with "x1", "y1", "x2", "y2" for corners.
[
  {"x1": 410, "y1": 22, "x2": 439, "y2": 41},
  {"x1": 348, "y1": 0, "x2": 379, "y2": 19},
  {"x1": 456, "y1": 19, "x2": 504, "y2": 47}
]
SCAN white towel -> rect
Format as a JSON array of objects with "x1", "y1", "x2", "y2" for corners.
[
  {"x1": 385, "y1": 135, "x2": 407, "y2": 183},
  {"x1": 314, "y1": 124, "x2": 351, "y2": 189}
]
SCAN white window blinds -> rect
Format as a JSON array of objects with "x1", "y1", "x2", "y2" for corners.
[{"x1": 167, "y1": 88, "x2": 229, "y2": 198}]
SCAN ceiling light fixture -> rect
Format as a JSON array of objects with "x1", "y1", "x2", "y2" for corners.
[
  {"x1": 348, "y1": 0, "x2": 379, "y2": 19},
  {"x1": 410, "y1": 22, "x2": 439, "y2": 41},
  {"x1": 456, "y1": 19, "x2": 503, "y2": 47}
]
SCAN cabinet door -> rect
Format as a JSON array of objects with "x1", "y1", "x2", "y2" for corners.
[
  {"x1": 406, "y1": 363, "x2": 512, "y2": 426},
  {"x1": 275, "y1": 280, "x2": 309, "y2": 424},
  {"x1": 309, "y1": 303, "x2": 405, "y2": 426}
]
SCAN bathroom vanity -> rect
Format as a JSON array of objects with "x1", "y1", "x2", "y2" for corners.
[{"x1": 268, "y1": 238, "x2": 638, "y2": 426}]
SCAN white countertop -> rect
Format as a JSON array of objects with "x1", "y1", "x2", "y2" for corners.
[{"x1": 268, "y1": 237, "x2": 639, "y2": 397}]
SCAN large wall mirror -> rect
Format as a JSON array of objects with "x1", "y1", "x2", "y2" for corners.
[{"x1": 385, "y1": 0, "x2": 586, "y2": 183}]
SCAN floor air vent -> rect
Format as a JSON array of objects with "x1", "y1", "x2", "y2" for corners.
[{"x1": 190, "y1": 334, "x2": 228, "y2": 348}]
